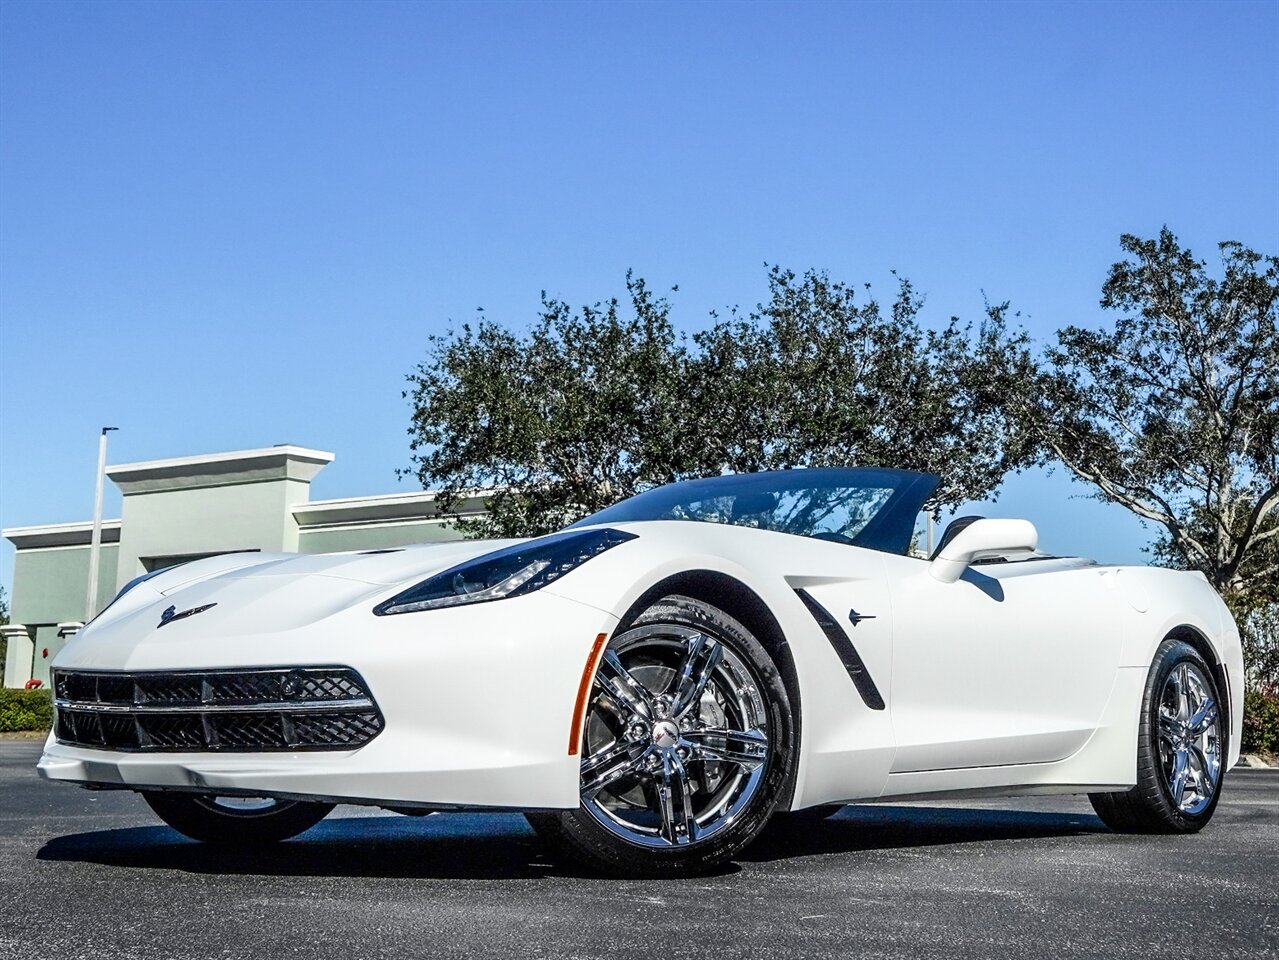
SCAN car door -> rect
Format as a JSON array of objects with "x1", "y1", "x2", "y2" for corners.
[{"x1": 882, "y1": 553, "x2": 1122, "y2": 773}]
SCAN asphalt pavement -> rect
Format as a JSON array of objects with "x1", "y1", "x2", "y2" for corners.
[{"x1": 1, "y1": 739, "x2": 1275, "y2": 959}]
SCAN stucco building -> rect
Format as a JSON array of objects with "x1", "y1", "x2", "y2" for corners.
[{"x1": 2, "y1": 445, "x2": 484, "y2": 688}]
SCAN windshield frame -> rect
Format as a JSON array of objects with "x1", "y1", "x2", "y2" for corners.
[{"x1": 571, "y1": 467, "x2": 939, "y2": 555}]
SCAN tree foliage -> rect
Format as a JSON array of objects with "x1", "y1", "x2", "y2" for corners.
[
  {"x1": 1230, "y1": 594, "x2": 1279, "y2": 693},
  {"x1": 1025, "y1": 229, "x2": 1278, "y2": 596},
  {"x1": 404, "y1": 275, "x2": 695, "y2": 537},
  {"x1": 690, "y1": 268, "x2": 1035, "y2": 507},
  {"x1": 404, "y1": 268, "x2": 1032, "y2": 537}
]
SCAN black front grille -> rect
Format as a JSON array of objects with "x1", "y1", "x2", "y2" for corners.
[{"x1": 52, "y1": 666, "x2": 384, "y2": 753}]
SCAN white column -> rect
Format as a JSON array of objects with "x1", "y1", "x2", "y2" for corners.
[
  {"x1": 38, "y1": 622, "x2": 87, "y2": 689},
  {"x1": 2, "y1": 625, "x2": 34, "y2": 689},
  {"x1": 57, "y1": 622, "x2": 84, "y2": 640},
  {"x1": 86, "y1": 427, "x2": 118, "y2": 620}
]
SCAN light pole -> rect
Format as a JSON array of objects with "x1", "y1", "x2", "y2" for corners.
[{"x1": 85, "y1": 427, "x2": 119, "y2": 620}]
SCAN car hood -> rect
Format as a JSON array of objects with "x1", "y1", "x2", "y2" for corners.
[
  {"x1": 58, "y1": 538, "x2": 526, "y2": 670},
  {"x1": 158, "y1": 538, "x2": 526, "y2": 592}
]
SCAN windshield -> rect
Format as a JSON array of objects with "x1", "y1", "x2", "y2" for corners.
[{"x1": 573, "y1": 467, "x2": 938, "y2": 554}]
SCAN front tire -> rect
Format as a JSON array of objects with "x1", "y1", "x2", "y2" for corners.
[
  {"x1": 528, "y1": 595, "x2": 794, "y2": 877},
  {"x1": 143, "y1": 792, "x2": 334, "y2": 844},
  {"x1": 1089, "y1": 639, "x2": 1225, "y2": 834}
]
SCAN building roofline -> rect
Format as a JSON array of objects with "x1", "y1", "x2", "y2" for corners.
[
  {"x1": 107, "y1": 445, "x2": 335, "y2": 494},
  {"x1": 3, "y1": 519, "x2": 123, "y2": 550},
  {"x1": 297, "y1": 488, "x2": 500, "y2": 511},
  {"x1": 293, "y1": 488, "x2": 496, "y2": 529},
  {"x1": 108, "y1": 445, "x2": 334, "y2": 475},
  {"x1": 299, "y1": 490, "x2": 442, "y2": 510}
]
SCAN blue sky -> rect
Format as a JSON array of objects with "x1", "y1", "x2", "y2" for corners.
[{"x1": 1, "y1": 0, "x2": 1276, "y2": 594}]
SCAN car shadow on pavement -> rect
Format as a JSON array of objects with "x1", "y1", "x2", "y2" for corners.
[
  {"x1": 37, "y1": 812, "x2": 561, "y2": 880},
  {"x1": 744, "y1": 804, "x2": 1107, "y2": 864},
  {"x1": 36, "y1": 804, "x2": 1107, "y2": 880}
]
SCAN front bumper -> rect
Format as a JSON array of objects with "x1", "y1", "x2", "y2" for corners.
[{"x1": 39, "y1": 590, "x2": 618, "y2": 810}]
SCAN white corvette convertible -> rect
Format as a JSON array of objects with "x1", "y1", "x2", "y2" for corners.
[{"x1": 38, "y1": 467, "x2": 1242, "y2": 876}]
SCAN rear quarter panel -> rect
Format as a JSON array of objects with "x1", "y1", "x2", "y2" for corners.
[{"x1": 1105, "y1": 566, "x2": 1242, "y2": 768}]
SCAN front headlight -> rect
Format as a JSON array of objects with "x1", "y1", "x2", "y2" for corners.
[{"x1": 373, "y1": 527, "x2": 637, "y2": 616}]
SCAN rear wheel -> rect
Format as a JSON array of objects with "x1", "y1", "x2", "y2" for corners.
[
  {"x1": 1089, "y1": 639, "x2": 1225, "y2": 833},
  {"x1": 142, "y1": 792, "x2": 334, "y2": 844},
  {"x1": 528, "y1": 595, "x2": 794, "y2": 877}
]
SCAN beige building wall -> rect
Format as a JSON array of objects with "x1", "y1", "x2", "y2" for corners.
[
  {"x1": 2, "y1": 446, "x2": 491, "y2": 688},
  {"x1": 3, "y1": 524, "x2": 121, "y2": 687},
  {"x1": 109, "y1": 446, "x2": 332, "y2": 588}
]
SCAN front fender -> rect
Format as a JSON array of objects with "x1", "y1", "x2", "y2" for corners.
[{"x1": 543, "y1": 526, "x2": 900, "y2": 807}]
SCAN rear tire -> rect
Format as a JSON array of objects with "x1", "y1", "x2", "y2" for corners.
[
  {"x1": 528, "y1": 595, "x2": 794, "y2": 877},
  {"x1": 142, "y1": 792, "x2": 334, "y2": 844},
  {"x1": 1089, "y1": 639, "x2": 1225, "y2": 834}
]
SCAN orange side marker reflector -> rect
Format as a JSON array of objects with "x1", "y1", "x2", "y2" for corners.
[{"x1": 568, "y1": 633, "x2": 610, "y2": 756}]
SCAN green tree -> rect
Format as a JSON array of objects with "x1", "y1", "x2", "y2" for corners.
[
  {"x1": 691, "y1": 267, "x2": 1035, "y2": 508},
  {"x1": 1025, "y1": 229, "x2": 1278, "y2": 597},
  {"x1": 404, "y1": 268, "x2": 1032, "y2": 537},
  {"x1": 404, "y1": 274, "x2": 695, "y2": 538},
  {"x1": 1231, "y1": 594, "x2": 1279, "y2": 691}
]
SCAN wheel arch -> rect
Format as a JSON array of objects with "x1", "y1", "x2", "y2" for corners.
[
  {"x1": 1163, "y1": 623, "x2": 1232, "y2": 743},
  {"x1": 615, "y1": 569, "x2": 804, "y2": 807}
]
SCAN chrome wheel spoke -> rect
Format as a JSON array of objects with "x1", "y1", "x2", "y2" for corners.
[
  {"x1": 1175, "y1": 665, "x2": 1191, "y2": 722},
  {"x1": 682, "y1": 727, "x2": 769, "y2": 769},
  {"x1": 580, "y1": 739, "x2": 645, "y2": 796},
  {"x1": 1188, "y1": 742, "x2": 1218, "y2": 792},
  {"x1": 594, "y1": 650, "x2": 655, "y2": 718},
  {"x1": 1157, "y1": 712, "x2": 1182, "y2": 747},
  {"x1": 670, "y1": 633, "x2": 724, "y2": 719},
  {"x1": 1187, "y1": 698, "x2": 1217, "y2": 737},
  {"x1": 656, "y1": 751, "x2": 698, "y2": 845},
  {"x1": 1169, "y1": 747, "x2": 1190, "y2": 805}
]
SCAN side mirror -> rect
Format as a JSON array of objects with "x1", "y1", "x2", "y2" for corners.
[{"x1": 929, "y1": 518, "x2": 1038, "y2": 584}]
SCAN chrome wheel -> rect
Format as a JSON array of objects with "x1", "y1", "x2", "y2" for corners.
[
  {"x1": 143, "y1": 790, "x2": 333, "y2": 844},
  {"x1": 579, "y1": 624, "x2": 771, "y2": 848},
  {"x1": 1157, "y1": 662, "x2": 1221, "y2": 816},
  {"x1": 205, "y1": 796, "x2": 283, "y2": 814}
]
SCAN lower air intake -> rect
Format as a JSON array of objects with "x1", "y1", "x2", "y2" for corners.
[{"x1": 52, "y1": 666, "x2": 384, "y2": 752}]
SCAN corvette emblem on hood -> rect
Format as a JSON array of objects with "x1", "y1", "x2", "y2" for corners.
[{"x1": 158, "y1": 603, "x2": 217, "y2": 629}]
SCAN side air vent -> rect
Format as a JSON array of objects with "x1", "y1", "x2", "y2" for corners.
[{"x1": 794, "y1": 589, "x2": 886, "y2": 710}]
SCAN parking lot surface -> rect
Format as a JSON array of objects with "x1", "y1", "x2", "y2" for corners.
[{"x1": 1, "y1": 740, "x2": 1275, "y2": 959}]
